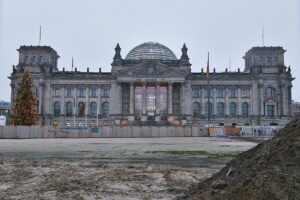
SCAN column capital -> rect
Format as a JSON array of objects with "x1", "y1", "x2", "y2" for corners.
[
  {"x1": 279, "y1": 83, "x2": 285, "y2": 88},
  {"x1": 258, "y1": 83, "x2": 264, "y2": 88},
  {"x1": 168, "y1": 81, "x2": 173, "y2": 86},
  {"x1": 142, "y1": 81, "x2": 147, "y2": 86}
]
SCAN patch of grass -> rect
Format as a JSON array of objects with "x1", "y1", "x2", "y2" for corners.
[
  {"x1": 85, "y1": 156, "x2": 113, "y2": 160},
  {"x1": 146, "y1": 150, "x2": 241, "y2": 158}
]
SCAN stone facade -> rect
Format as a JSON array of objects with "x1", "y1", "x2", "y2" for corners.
[{"x1": 9, "y1": 42, "x2": 294, "y2": 126}]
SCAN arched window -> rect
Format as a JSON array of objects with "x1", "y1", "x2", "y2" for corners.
[
  {"x1": 53, "y1": 102, "x2": 61, "y2": 117},
  {"x1": 192, "y1": 102, "x2": 200, "y2": 117},
  {"x1": 230, "y1": 102, "x2": 237, "y2": 117},
  {"x1": 265, "y1": 87, "x2": 276, "y2": 97},
  {"x1": 217, "y1": 102, "x2": 224, "y2": 118},
  {"x1": 102, "y1": 102, "x2": 109, "y2": 117},
  {"x1": 89, "y1": 102, "x2": 97, "y2": 118},
  {"x1": 205, "y1": 102, "x2": 212, "y2": 116},
  {"x1": 242, "y1": 102, "x2": 249, "y2": 118},
  {"x1": 78, "y1": 102, "x2": 85, "y2": 117},
  {"x1": 66, "y1": 102, "x2": 73, "y2": 117}
]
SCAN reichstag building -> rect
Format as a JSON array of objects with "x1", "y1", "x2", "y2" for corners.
[{"x1": 9, "y1": 42, "x2": 293, "y2": 126}]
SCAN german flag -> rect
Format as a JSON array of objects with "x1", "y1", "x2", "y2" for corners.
[{"x1": 206, "y1": 52, "x2": 209, "y2": 84}]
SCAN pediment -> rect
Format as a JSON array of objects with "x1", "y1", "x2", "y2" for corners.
[{"x1": 118, "y1": 60, "x2": 185, "y2": 77}]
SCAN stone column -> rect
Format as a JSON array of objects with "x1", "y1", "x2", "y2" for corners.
[
  {"x1": 85, "y1": 86, "x2": 89, "y2": 125},
  {"x1": 141, "y1": 82, "x2": 147, "y2": 122},
  {"x1": 288, "y1": 85, "x2": 292, "y2": 116},
  {"x1": 281, "y1": 84, "x2": 288, "y2": 116},
  {"x1": 258, "y1": 84, "x2": 264, "y2": 116},
  {"x1": 180, "y1": 83, "x2": 184, "y2": 115},
  {"x1": 156, "y1": 82, "x2": 160, "y2": 115},
  {"x1": 98, "y1": 85, "x2": 102, "y2": 117},
  {"x1": 155, "y1": 82, "x2": 160, "y2": 122},
  {"x1": 38, "y1": 83, "x2": 44, "y2": 115},
  {"x1": 117, "y1": 82, "x2": 122, "y2": 116},
  {"x1": 109, "y1": 82, "x2": 117, "y2": 116},
  {"x1": 237, "y1": 87, "x2": 241, "y2": 116},
  {"x1": 142, "y1": 83, "x2": 146, "y2": 115},
  {"x1": 130, "y1": 82, "x2": 134, "y2": 115},
  {"x1": 61, "y1": 85, "x2": 65, "y2": 115},
  {"x1": 183, "y1": 81, "x2": 192, "y2": 115},
  {"x1": 225, "y1": 88, "x2": 229, "y2": 116},
  {"x1": 251, "y1": 83, "x2": 259, "y2": 117},
  {"x1": 74, "y1": 85, "x2": 77, "y2": 116},
  {"x1": 201, "y1": 87, "x2": 205, "y2": 115},
  {"x1": 278, "y1": 84, "x2": 283, "y2": 116},
  {"x1": 168, "y1": 82, "x2": 172, "y2": 115},
  {"x1": 213, "y1": 86, "x2": 217, "y2": 116},
  {"x1": 44, "y1": 81, "x2": 51, "y2": 125},
  {"x1": 10, "y1": 84, "x2": 15, "y2": 109}
]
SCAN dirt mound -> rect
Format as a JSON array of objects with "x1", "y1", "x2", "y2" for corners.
[{"x1": 183, "y1": 120, "x2": 300, "y2": 200}]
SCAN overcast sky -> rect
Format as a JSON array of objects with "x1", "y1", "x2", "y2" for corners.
[{"x1": 0, "y1": 0, "x2": 299, "y2": 102}]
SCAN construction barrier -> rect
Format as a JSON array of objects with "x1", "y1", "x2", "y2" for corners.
[
  {"x1": 208, "y1": 127, "x2": 241, "y2": 137},
  {"x1": 0, "y1": 125, "x2": 209, "y2": 139}
]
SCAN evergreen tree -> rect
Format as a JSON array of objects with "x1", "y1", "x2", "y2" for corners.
[{"x1": 11, "y1": 70, "x2": 38, "y2": 125}]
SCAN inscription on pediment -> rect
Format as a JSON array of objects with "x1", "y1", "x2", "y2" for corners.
[{"x1": 120, "y1": 61, "x2": 184, "y2": 77}]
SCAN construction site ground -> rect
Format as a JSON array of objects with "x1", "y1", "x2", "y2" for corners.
[{"x1": 0, "y1": 137, "x2": 258, "y2": 199}]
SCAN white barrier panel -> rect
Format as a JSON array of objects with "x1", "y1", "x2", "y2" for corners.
[
  {"x1": 17, "y1": 126, "x2": 30, "y2": 139},
  {"x1": 0, "y1": 116, "x2": 6, "y2": 126},
  {"x1": 30, "y1": 126, "x2": 39, "y2": 138},
  {"x1": 3, "y1": 126, "x2": 17, "y2": 139},
  {"x1": 0, "y1": 125, "x2": 211, "y2": 138},
  {"x1": 0, "y1": 126, "x2": 3, "y2": 138}
]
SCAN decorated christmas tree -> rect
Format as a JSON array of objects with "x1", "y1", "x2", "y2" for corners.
[{"x1": 11, "y1": 70, "x2": 38, "y2": 125}]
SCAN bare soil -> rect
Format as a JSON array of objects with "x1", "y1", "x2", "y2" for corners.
[
  {"x1": 0, "y1": 137, "x2": 257, "y2": 200},
  {"x1": 183, "y1": 120, "x2": 300, "y2": 200}
]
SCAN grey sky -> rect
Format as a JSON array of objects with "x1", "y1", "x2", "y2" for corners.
[{"x1": 0, "y1": 0, "x2": 299, "y2": 102}]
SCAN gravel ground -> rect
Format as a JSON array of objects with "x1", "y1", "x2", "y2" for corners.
[{"x1": 0, "y1": 137, "x2": 257, "y2": 199}]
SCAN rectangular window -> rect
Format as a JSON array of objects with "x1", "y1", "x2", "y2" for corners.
[
  {"x1": 39, "y1": 56, "x2": 43, "y2": 63},
  {"x1": 103, "y1": 88, "x2": 110, "y2": 97},
  {"x1": 242, "y1": 89, "x2": 250, "y2": 97},
  {"x1": 192, "y1": 87, "x2": 200, "y2": 98},
  {"x1": 217, "y1": 88, "x2": 224, "y2": 98},
  {"x1": 205, "y1": 88, "x2": 212, "y2": 98},
  {"x1": 54, "y1": 88, "x2": 60, "y2": 96},
  {"x1": 25, "y1": 55, "x2": 30, "y2": 64},
  {"x1": 79, "y1": 88, "x2": 85, "y2": 97},
  {"x1": 266, "y1": 105, "x2": 274, "y2": 117},
  {"x1": 66, "y1": 88, "x2": 72, "y2": 97},
  {"x1": 91, "y1": 88, "x2": 97, "y2": 97},
  {"x1": 229, "y1": 88, "x2": 237, "y2": 97}
]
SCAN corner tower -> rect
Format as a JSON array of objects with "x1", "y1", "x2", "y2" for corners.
[{"x1": 14, "y1": 45, "x2": 60, "y2": 74}]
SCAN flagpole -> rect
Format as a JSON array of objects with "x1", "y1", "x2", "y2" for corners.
[
  {"x1": 73, "y1": 96, "x2": 76, "y2": 127},
  {"x1": 96, "y1": 107, "x2": 99, "y2": 126},
  {"x1": 39, "y1": 25, "x2": 41, "y2": 46},
  {"x1": 207, "y1": 52, "x2": 211, "y2": 123}
]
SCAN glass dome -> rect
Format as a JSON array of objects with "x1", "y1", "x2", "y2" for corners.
[{"x1": 125, "y1": 42, "x2": 177, "y2": 61}]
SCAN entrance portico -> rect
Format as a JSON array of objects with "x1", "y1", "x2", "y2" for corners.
[{"x1": 120, "y1": 80, "x2": 176, "y2": 123}]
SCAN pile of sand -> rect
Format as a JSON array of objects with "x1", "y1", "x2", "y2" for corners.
[{"x1": 183, "y1": 119, "x2": 300, "y2": 200}]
